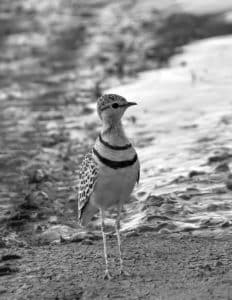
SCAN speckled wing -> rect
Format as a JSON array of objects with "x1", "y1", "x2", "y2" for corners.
[{"x1": 77, "y1": 152, "x2": 98, "y2": 222}]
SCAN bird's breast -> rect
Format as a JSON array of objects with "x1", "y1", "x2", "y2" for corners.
[
  {"x1": 92, "y1": 160, "x2": 139, "y2": 209},
  {"x1": 91, "y1": 133, "x2": 139, "y2": 209},
  {"x1": 94, "y1": 136, "x2": 136, "y2": 161}
]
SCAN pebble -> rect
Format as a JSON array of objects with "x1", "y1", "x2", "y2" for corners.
[
  {"x1": 0, "y1": 287, "x2": 7, "y2": 294},
  {"x1": 0, "y1": 254, "x2": 21, "y2": 261},
  {"x1": 226, "y1": 173, "x2": 232, "y2": 190},
  {"x1": 215, "y1": 163, "x2": 230, "y2": 173}
]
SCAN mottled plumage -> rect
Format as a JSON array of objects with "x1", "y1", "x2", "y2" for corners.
[{"x1": 78, "y1": 152, "x2": 98, "y2": 222}]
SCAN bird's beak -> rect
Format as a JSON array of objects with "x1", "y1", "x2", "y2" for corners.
[{"x1": 125, "y1": 101, "x2": 137, "y2": 107}]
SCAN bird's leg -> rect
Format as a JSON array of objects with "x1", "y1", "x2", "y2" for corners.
[
  {"x1": 115, "y1": 207, "x2": 129, "y2": 276},
  {"x1": 100, "y1": 209, "x2": 111, "y2": 280}
]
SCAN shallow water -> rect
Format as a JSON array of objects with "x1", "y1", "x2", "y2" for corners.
[{"x1": 108, "y1": 35, "x2": 232, "y2": 236}]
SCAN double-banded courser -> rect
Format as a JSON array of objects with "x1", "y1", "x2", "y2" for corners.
[{"x1": 78, "y1": 94, "x2": 139, "y2": 279}]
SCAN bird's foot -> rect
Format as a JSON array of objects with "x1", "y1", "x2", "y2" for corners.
[
  {"x1": 119, "y1": 268, "x2": 130, "y2": 277},
  {"x1": 103, "y1": 270, "x2": 112, "y2": 280}
]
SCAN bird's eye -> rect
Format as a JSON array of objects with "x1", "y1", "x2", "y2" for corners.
[{"x1": 112, "y1": 103, "x2": 119, "y2": 109}]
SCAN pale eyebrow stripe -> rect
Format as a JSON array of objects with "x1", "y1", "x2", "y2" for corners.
[
  {"x1": 101, "y1": 105, "x2": 111, "y2": 111},
  {"x1": 101, "y1": 103, "x2": 126, "y2": 111}
]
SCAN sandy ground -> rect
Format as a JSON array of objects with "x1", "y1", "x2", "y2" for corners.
[
  {"x1": 1, "y1": 0, "x2": 232, "y2": 299},
  {"x1": 1, "y1": 234, "x2": 232, "y2": 299}
]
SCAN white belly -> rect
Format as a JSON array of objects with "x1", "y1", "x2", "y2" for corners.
[{"x1": 91, "y1": 161, "x2": 139, "y2": 210}]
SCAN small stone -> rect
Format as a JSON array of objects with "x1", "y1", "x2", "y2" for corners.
[
  {"x1": 215, "y1": 163, "x2": 230, "y2": 173},
  {"x1": 0, "y1": 238, "x2": 6, "y2": 248},
  {"x1": 0, "y1": 287, "x2": 7, "y2": 294},
  {"x1": 146, "y1": 195, "x2": 164, "y2": 207},
  {"x1": 208, "y1": 153, "x2": 232, "y2": 164},
  {"x1": 179, "y1": 193, "x2": 191, "y2": 200},
  {"x1": 200, "y1": 264, "x2": 212, "y2": 272},
  {"x1": 137, "y1": 191, "x2": 146, "y2": 197},
  {"x1": 189, "y1": 170, "x2": 205, "y2": 178},
  {"x1": 226, "y1": 174, "x2": 232, "y2": 190},
  {"x1": 221, "y1": 221, "x2": 230, "y2": 228},
  {"x1": 48, "y1": 216, "x2": 58, "y2": 224},
  {"x1": 29, "y1": 169, "x2": 47, "y2": 183},
  {"x1": 125, "y1": 231, "x2": 139, "y2": 238},
  {"x1": 215, "y1": 261, "x2": 223, "y2": 267},
  {"x1": 0, "y1": 264, "x2": 19, "y2": 276},
  {"x1": 38, "y1": 225, "x2": 77, "y2": 244},
  {"x1": 82, "y1": 239, "x2": 93, "y2": 245},
  {"x1": 1, "y1": 254, "x2": 21, "y2": 261}
]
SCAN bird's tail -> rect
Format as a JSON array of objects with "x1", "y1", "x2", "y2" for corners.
[{"x1": 79, "y1": 201, "x2": 98, "y2": 227}]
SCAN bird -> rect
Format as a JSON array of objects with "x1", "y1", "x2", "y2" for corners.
[{"x1": 77, "y1": 94, "x2": 140, "y2": 279}]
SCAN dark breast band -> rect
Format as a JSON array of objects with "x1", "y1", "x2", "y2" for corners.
[
  {"x1": 92, "y1": 147, "x2": 137, "y2": 169},
  {"x1": 99, "y1": 134, "x2": 132, "y2": 150}
]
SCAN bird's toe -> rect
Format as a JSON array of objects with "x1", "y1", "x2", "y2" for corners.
[
  {"x1": 119, "y1": 269, "x2": 130, "y2": 277},
  {"x1": 103, "y1": 270, "x2": 112, "y2": 280}
]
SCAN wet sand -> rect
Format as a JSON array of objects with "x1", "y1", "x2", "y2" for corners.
[
  {"x1": 1, "y1": 0, "x2": 232, "y2": 299},
  {"x1": 109, "y1": 34, "x2": 232, "y2": 237}
]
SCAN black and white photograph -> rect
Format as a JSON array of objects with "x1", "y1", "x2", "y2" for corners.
[{"x1": 1, "y1": 0, "x2": 232, "y2": 299}]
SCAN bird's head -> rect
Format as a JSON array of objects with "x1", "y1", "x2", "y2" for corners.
[{"x1": 97, "y1": 94, "x2": 137, "y2": 125}]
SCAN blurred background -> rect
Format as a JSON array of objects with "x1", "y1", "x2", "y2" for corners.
[{"x1": 1, "y1": 0, "x2": 232, "y2": 246}]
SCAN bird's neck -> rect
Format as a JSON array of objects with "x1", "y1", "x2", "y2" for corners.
[{"x1": 101, "y1": 121, "x2": 128, "y2": 145}]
